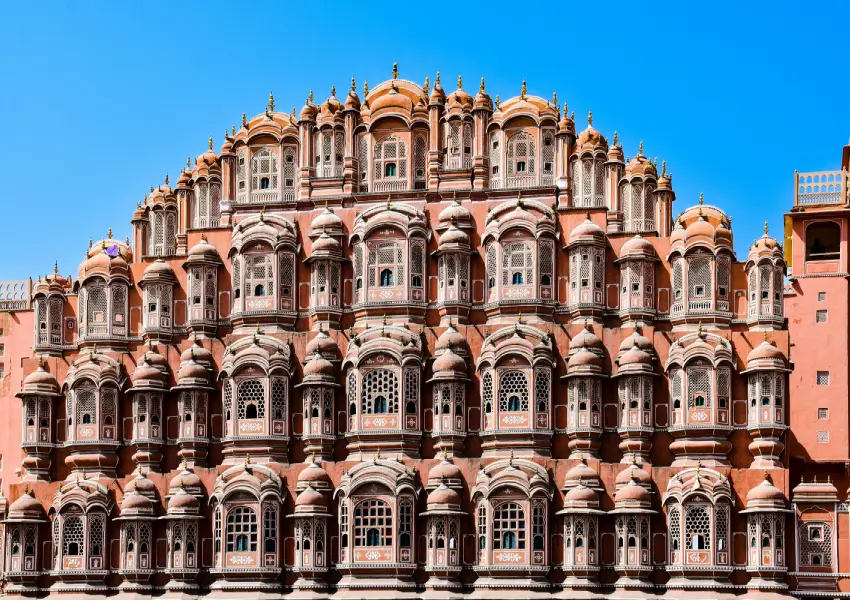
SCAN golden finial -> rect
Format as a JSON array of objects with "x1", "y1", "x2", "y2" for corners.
[
  {"x1": 520, "y1": 79, "x2": 527, "y2": 98},
  {"x1": 516, "y1": 191, "x2": 522, "y2": 207},
  {"x1": 376, "y1": 448, "x2": 382, "y2": 460},
  {"x1": 224, "y1": 128, "x2": 228, "y2": 142},
  {"x1": 268, "y1": 91, "x2": 275, "y2": 112},
  {"x1": 763, "y1": 331, "x2": 769, "y2": 343},
  {"x1": 653, "y1": 157, "x2": 658, "y2": 168},
  {"x1": 392, "y1": 60, "x2": 398, "y2": 79},
  {"x1": 456, "y1": 75, "x2": 462, "y2": 89},
  {"x1": 570, "y1": 110, "x2": 575, "y2": 120},
  {"x1": 259, "y1": 206, "x2": 264, "y2": 221},
  {"x1": 350, "y1": 76, "x2": 356, "y2": 92},
  {"x1": 54, "y1": 261, "x2": 59, "y2": 274},
  {"x1": 309, "y1": 89, "x2": 314, "y2": 104},
  {"x1": 442, "y1": 447, "x2": 448, "y2": 461},
  {"x1": 828, "y1": 475, "x2": 832, "y2": 484},
  {"x1": 495, "y1": 95, "x2": 501, "y2": 110},
  {"x1": 232, "y1": 125, "x2": 236, "y2": 136},
  {"x1": 552, "y1": 91, "x2": 558, "y2": 106},
  {"x1": 242, "y1": 112, "x2": 247, "y2": 128},
  {"x1": 699, "y1": 192, "x2": 704, "y2": 205},
  {"x1": 107, "y1": 227, "x2": 113, "y2": 239},
  {"x1": 435, "y1": 71, "x2": 441, "y2": 86},
  {"x1": 638, "y1": 141, "x2": 643, "y2": 156},
  {"x1": 509, "y1": 450, "x2": 514, "y2": 467},
  {"x1": 382, "y1": 313, "x2": 388, "y2": 326},
  {"x1": 363, "y1": 79, "x2": 369, "y2": 96},
  {"x1": 186, "y1": 156, "x2": 191, "y2": 170},
  {"x1": 764, "y1": 221, "x2": 769, "y2": 235},
  {"x1": 612, "y1": 131, "x2": 618, "y2": 146},
  {"x1": 125, "y1": 235, "x2": 130, "y2": 245},
  {"x1": 588, "y1": 110, "x2": 593, "y2": 126},
  {"x1": 423, "y1": 76, "x2": 430, "y2": 95},
  {"x1": 165, "y1": 172, "x2": 170, "y2": 185},
  {"x1": 662, "y1": 160, "x2": 667, "y2": 176},
  {"x1": 697, "y1": 321, "x2": 703, "y2": 337},
  {"x1": 291, "y1": 107, "x2": 296, "y2": 121},
  {"x1": 245, "y1": 454, "x2": 251, "y2": 468},
  {"x1": 88, "y1": 237, "x2": 93, "y2": 248},
  {"x1": 479, "y1": 77, "x2": 485, "y2": 93},
  {"x1": 331, "y1": 84, "x2": 336, "y2": 97}
]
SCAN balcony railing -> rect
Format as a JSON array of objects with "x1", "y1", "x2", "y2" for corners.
[{"x1": 795, "y1": 170, "x2": 847, "y2": 207}]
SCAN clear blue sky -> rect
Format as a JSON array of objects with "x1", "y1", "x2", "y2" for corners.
[{"x1": 1, "y1": 1, "x2": 848, "y2": 280}]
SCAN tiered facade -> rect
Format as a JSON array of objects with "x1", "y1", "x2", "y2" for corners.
[{"x1": 0, "y1": 66, "x2": 804, "y2": 598}]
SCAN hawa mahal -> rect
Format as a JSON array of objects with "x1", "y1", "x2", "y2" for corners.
[{"x1": 0, "y1": 63, "x2": 845, "y2": 599}]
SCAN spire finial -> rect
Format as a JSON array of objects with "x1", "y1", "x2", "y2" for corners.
[
  {"x1": 186, "y1": 156, "x2": 191, "y2": 170},
  {"x1": 612, "y1": 131, "x2": 618, "y2": 146},
  {"x1": 423, "y1": 76, "x2": 430, "y2": 95},
  {"x1": 89, "y1": 237, "x2": 93, "y2": 249},
  {"x1": 107, "y1": 227, "x2": 113, "y2": 239},
  {"x1": 331, "y1": 84, "x2": 336, "y2": 97},
  {"x1": 638, "y1": 141, "x2": 643, "y2": 156},
  {"x1": 268, "y1": 91, "x2": 275, "y2": 112},
  {"x1": 309, "y1": 89, "x2": 314, "y2": 104},
  {"x1": 242, "y1": 112, "x2": 247, "y2": 128},
  {"x1": 662, "y1": 160, "x2": 667, "y2": 176},
  {"x1": 495, "y1": 95, "x2": 500, "y2": 110},
  {"x1": 208, "y1": 136, "x2": 213, "y2": 151},
  {"x1": 457, "y1": 75, "x2": 462, "y2": 89},
  {"x1": 516, "y1": 190, "x2": 522, "y2": 207},
  {"x1": 232, "y1": 124, "x2": 236, "y2": 136},
  {"x1": 165, "y1": 172, "x2": 170, "y2": 185},
  {"x1": 442, "y1": 447, "x2": 448, "y2": 461},
  {"x1": 699, "y1": 192, "x2": 704, "y2": 206},
  {"x1": 54, "y1": 261, "x2": 59, "y2": 274},
  {"x1": 509, "y1": 450, "x2": 514, "y2": 467},
  {"x1": 479, "y1": 77, "x2": 485, "y2": 93},
  {"x1": 363, "y1": 79, "x2": 369, "y2": 96},
  {"x1": 588, "y1": 110, "x2": 593, "y2": 125},
  {"x1": 350, "y1": 76, "x2": 356, "y2": 93},
  {"x1": 259, "y1": 206, "x2": 264, "y2": 222},
  {"x1": 764, "y1": 331, "x2": 769, "y2": 343},
  {"x1": 435, "y1": 71, "x2": 441, "y2": 86},
  {"x1": 764, "y1": 221, "x2": 769, "y2": 235},
  {"x1": 520, "y1": 79, "x2": 527, "y2": 99},
  {"x1": 392, "y1": 60, "x2": 398, "y2": 79},
  {"x1": 697, "y1": 321, "x2": 703, "y2": 337}
]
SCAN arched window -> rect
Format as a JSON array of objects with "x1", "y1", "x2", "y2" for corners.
[
  {"x1": 685, "y1": 504, "x2": 711, "y2": 550},
  {"x1": 502, "y1": 242, "x2": 534, "y2": 287},
  {"x1": 63, "y1": 516, "x2": 84, "y2": 556},
  {"x1": 687, "y1": 254, "x2": 712, "y2": 300},
  {"x1": 251, "y1": 149, "x2": 279, "y2": 194},
  {"x1": 245, "y1": 254, "x2": 273, "y2": 298},
  {"x1": 493, "y1": 502, "x2": 525, "y2": 550},
  {"x1": 354, "y1": 499, "x2": 392, "y2": 547},
  {"x1": 499, "y1": 371, "x2": 529, "y2": 412},
  {"x1": 373, "y1": 135, "x2": 407, "y2": 191},
  {"x1": 806, "y1": 222, "x2": 841, "y2": 261},
  {"x1": 369, "y1": 241, "x2": 404, "y2": 290},
  {"x1": 361, "y1": 369, "x2": 399, "y2": 415},
  {"x1": 506, "y1": 131, "x2": 535, "y2": 187},
  {"x1": 413, "y1": 133, "x2": 427, "y2": 188},
  {"x1": 226, "y1": 507, "x2": 258, "y2": 552}
]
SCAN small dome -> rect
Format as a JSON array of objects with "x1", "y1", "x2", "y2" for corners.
[
  {"x1": 670, "y1": 219, "x2": 685, "y2": 245},
  {"x1": 614, "y1": 478, "x2": 651, "y2": 504},
  {"x1": 177, "y1": 357, "x2": 209, "y2": 383},
  {"x1": 620, "y1": 234, "x2": 656, "y2": 259},
  {"x1": 298, "y1": 461, "x2": 332, "y2": 486},
  {"x1": 564, "y1": 459, "x2": 600, "y2": 487},
  {"x1": 619, "y1": 346, "x2": 653, "y2": 368},
  {"x1": 432, "y1": 347, "x2": 467, "y2": 376},
  {"x1": 187, "y1": 237, "x2": 221, "y2": 261},
  {"x1": 474, "y1": 79, "x2": 493, "y2": 111},
  {"x1": 23, "y1": 365, "x2": 59, "y2": 391},
  {"x1": 570, "y1": 327, "x2": 603, "y2": 353},
  {"x1": 619, "y1": 331, "x2": 653, "y2": 353},
  {"x1": 311, "y1": 207, "x2": 344, "y2": 233},
  {"x1": 429, "y1": 459, "x2": 462, "y2": 483},
  {"x1": 427, "y1": 483, "x2": 460, "y2": 506},
  {"x1": 565, "y1": 483, "x2": 597, "y2": 504},
  {"x1": 747, "y1": 340, "x2": 785, "y2": 363},
  {"x1": 167, "y1": 488, "x2": 200, "y2": 512},
  {"x1": 684, "y1": 214, "x2": 716, "y2": 240},
  {"x1": 132, "y1": 357, "x2": 165, "y2": 386},
  {"x1": 305, "y1": 330, "x2": 338, "y2": 357},
  {"x1": 170, "y1": 468, "x2": 202, "y2": 491},
  {"x1": 345, "y1": 85, "x2": 361, "y2": 111},
  {"x1": 300, "y1": 99, "x2": 318, "y2": 120},
  {"x1": 747, "y1": 477, "x2": 785, "y2": 503},
  {"x1": 624, "y1": 153, "x2": 657, "y2": 178},
  {"x1": 438, "y1": 199, "x2": 472, "y2": 225},
  {"x1": 439, "y1": 224, "x2": 469, "y2": 247},
  {"x1": 121, "y1": 490, "x2": 154, "y2": 512},
  {"x1": 180, "y1": 339, "x2": 213, "y2": 365},
  {"x1": 295, "y1": 485, "x2": 327, "y2": 508},
  {"x1": 569, "y1": 217, "x2": 606, "y2": 245},
  {"x1": 143, "y1": 259, "x2": 174, "y2": 278},
  {"x1": 124, "y1": 472, "x2": 157, "y2": 495},
  {"x1": 436, "y1": 326, "x2": 467, "y2": 353},
  {"x1": 568, "y1": 347, "x2": 602, "y2": 369},
  {"x1": 429, "y1": 76, "x2": 446, "y2": 104},
  {"x1": 370, "y1": 86, "x2": 414, "y2": 114},
  {"x1": 9, "y1": 491, "x2": 43, "y2": 515},
  {"x1": 575, "y1": 118, "x2": 608, "y2": 152},
  {"x1": 311, "y1": 232, "x2": 341, "y2": 254},
  {"x1": 304, "y1": 352, "x2": 335, "y2": 377},
  {"x1": 616, "y1": 463, "x2": 652, "y2": 486}
]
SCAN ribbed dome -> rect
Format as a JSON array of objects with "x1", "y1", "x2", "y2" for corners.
[
  {"x1": 305, "y1": 330, "x2": 338, "y2": 357},
  {"x1": 370, "y1": 86, "x2": 414, "y2": 113},
  {"x1": 625, "y1": 153, "x2": 657, "y2": 178},
  {"x1": 295, "y1": 485, "x2": 327, "y2": 507},
  {"x1": 439, "y1": 224, "x2": 470, "y2": 247},
  {"x1": 747, "y1": 340, "x2": 785, "y2": 363},
  {"x1": 311, "y1": 207, "x2": 344, "y2": 233},
  {"x1": 143, "y1": 259, "x2": 174, "y2": 278},
  {"x1": 616, "y1": 463, "x2": 652, "y2": 486},
  {"x1": 620, "y1": 234, "x2": 655, "y2": 259},
  {"x1": 187, "y1": 237, "x2": 221, "y2": 260},
  {"x1": 747, "y1": 477, "x2": 785, "y2": 503},
  {"x1": 23, "y1": 365, "x2": 59, "y2": 391},
  {"x1": 132, "y1": 357, "x2": 165, "y2": 386},
  {"x1": 615, "y1": 478, "x2": 651, "y2": 504},
  {"x1": 298, "y1": 461, "x2": 331, "y2": 486},
  {"x1": 570, "y1": 327, "x2": 603, "y2": 352},
  {"x1": 170, "y1": 468, "x2": 202, "y2": 490},
  {"x1": 568, "y1": 347, "x2": 602, "y2": 368},
  {"x1": 565, "y1": 483, "x2": 597, "y2": 503},
  {"x1": 125, "y1": 472, "x2": 157, "y2": 495},
  {"x1": 304, "y1": 352, "x2": 335, "y2": 377},
  {"x1": 619, "y1": 331, "x2": 653, "y2": 353},
  {"x1": 9, "y1": 491, "x2": 43, "y2": 515},
  {"x1": 435, "y1": 326, "x2": 466, "y2": 353},
  {"x1": 684, "y1": 214, "x2": 715, "y2": 240},
  {"x1": 428, "y1": 483, "x2": 460, "y2": 506},
  {"x1": 575, "y1": 120, "x2": 607, "y2": 152},
  {"x1": 312, "y1": 232, "x2": 341, "y2": 253},
  {"x1": 177, "y1": 357, "x2": 209, "y2": 382},
  {"x1": 569, "y1": 217, "x2": 606, "y2": 244},
  {"x1": 167, "y1": 487, "x2": 200, "y2": 512},
  {"x1": 121, "y1": 490, "x2": 154, "y2": 512},
  {"x1": 432, "y1": 347, "x2": 466, "y2": 376},
  {"x1": 429, "y1": 459, "x2": 462, "y2": 483},
  {"x1": 619, "y1": 346, "x2": 653, "y2": 367},
  {"x1": 180, "y1": 339, "x2": 213, "y2": 365}
]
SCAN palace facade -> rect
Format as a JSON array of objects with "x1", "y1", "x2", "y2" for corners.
[{"x1": 0, "y1": 64, "x2": 825, "y2": 598}]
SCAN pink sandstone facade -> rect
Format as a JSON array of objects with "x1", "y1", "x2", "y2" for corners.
[{"x1": 0, "y1": 64, "x2": 835, "y2": 598}]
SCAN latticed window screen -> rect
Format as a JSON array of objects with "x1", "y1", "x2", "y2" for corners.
[
  {"x1": 102, "y1": 388, "x2": 116, "y2": 426},
  {"x1": 357, "y1": 135, "x2": 369, "y2": 191},
  {"x1": 489, "y1": 132, "x2": 501, "y2": 188},
  {"x1": 413, "y1": 134, "x2": 427, "y2": 186},
  {"x1": 502, "y1": 242, "x2": 534, "y2": 286},
  {"x1": 347, "y1": 371, "x2": 357, "y2": 415},
  {"x1": 687, "y1": 255, "x2": 712, "y2": 299},
  {"x1": 534, "y1": 368, "x2": 551, "y2": 413},
  {"x1": 223, "y1": 379, "x2": 232, "y2": 417},
  {"x1": 282, "y1": 147, "x2": 297, "y2": 196},
  {"x1": 670, "y1": 369, "x2": 683, "y2": 409},
  {"x1": 506, "y1": 131, "x2": 535, "y2": 180},
  {"x1": 684, "y1": 505, "x2": 711, "y2": 550},
  {"x1": 748, "y1": 269, "x2": 758, "y2": 315},
  {"x1": 279, "y1": 252, "x2": 295, "y2": 301},
  {"x1": 210, "y1": 183, "x2": 221, "y2": 223},
  {"x1": 112, "y1": 285, "x2": 126, "y2": 326},
  {"x1": 482, "y1": 371, "x2": 494, "y2": 413},
  {"x1": 410, "y1": 240, "x2": 425, "y2": 288},
  {"x1": 672, "y1": 257, "x2": 684, "y2": 301},
  {"x1": 715, "y1": 502, "x2": 729, "y2": 551},
  {"x1": 686, "y1": 365, "x2": 712, "y2": 409},
  {"x1": 263, "y1": 504, "x2": 277, "y2": 551},
  {"x1": 75, "y1": 387, "x2": 97, "y2": 425},
  {"x1": 354, "y1": 499, "x2": 393, "y2": 546},
  {"x1": 226, "y1": 507, "x2": 258, "y2": 552},
  {"x1": 361, "y1": 369, "x2": 398, "y2": 414},
  {"x1": 493, "y1": 502, "x2": 526, "y2": 550},
  {"x1": 717, "y1": 367, "x2": 731, "y2": 406},
  {"x1": 251, "y1": 148, "x2": 279, "y2": 191},
  {"x1": 404, "y1": 368, "x2": 420, "y2": 415},
  {"x1": 399, "y1": 500, "x2": 412, "y2": 546},
  {"x1": 86, "y1": 283, "x2": 107, "y2": 330},
  {"x1": 237, "y1": 379, "x2": 265, "y2": 419},
  {"x1": 477, "y1": 503, "x2": 487, "y2": 548},
  {"x1": 774, "y1": 268, "x2": 784, "y2": 315},
  {"x1": 716, "y1": 254, "x2": 730, "y2": 298},
  {"x1": 373, "y1": 134, "x2": 407, "y2": 181},
  {"x1": 499, "y1": 370, "x2": 529, "y2": 412},
  {"x1": 63, "y1": 516, "x2": 84, "y2": 556},
  {"x1": 89, "y1": 514, "x2": 105, "y2": 555},
  {"x1": 165, "y1": 212, "x2": 176, "y2": 254},
  {"x1": 245, "y1": 255, "x2": 273, "y2": 298},
  {"x1": 669, "y1": 506, "x2": 681, "y2": 553},
  {"x1": 643, "y1": 262, "x2": 654, "y2": 306},
  {"x1": 539, "y1": 239, "x2": 554, "y2": 287},
  {"x1": 236, "y1": 149, "x2": 247, "y2": 197},
  {"x1": 369, "y1": 241, "x2": 404, "y2": 288},
  {"x1": 271, "y1": 377, "x2": 287, "y2": 420},
  {"x1": 486, "y1": 244, "x2": 497, "y2": 291},
  {"x1": 541, "y1": 130, "x2": 555, "y2": 183}
]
